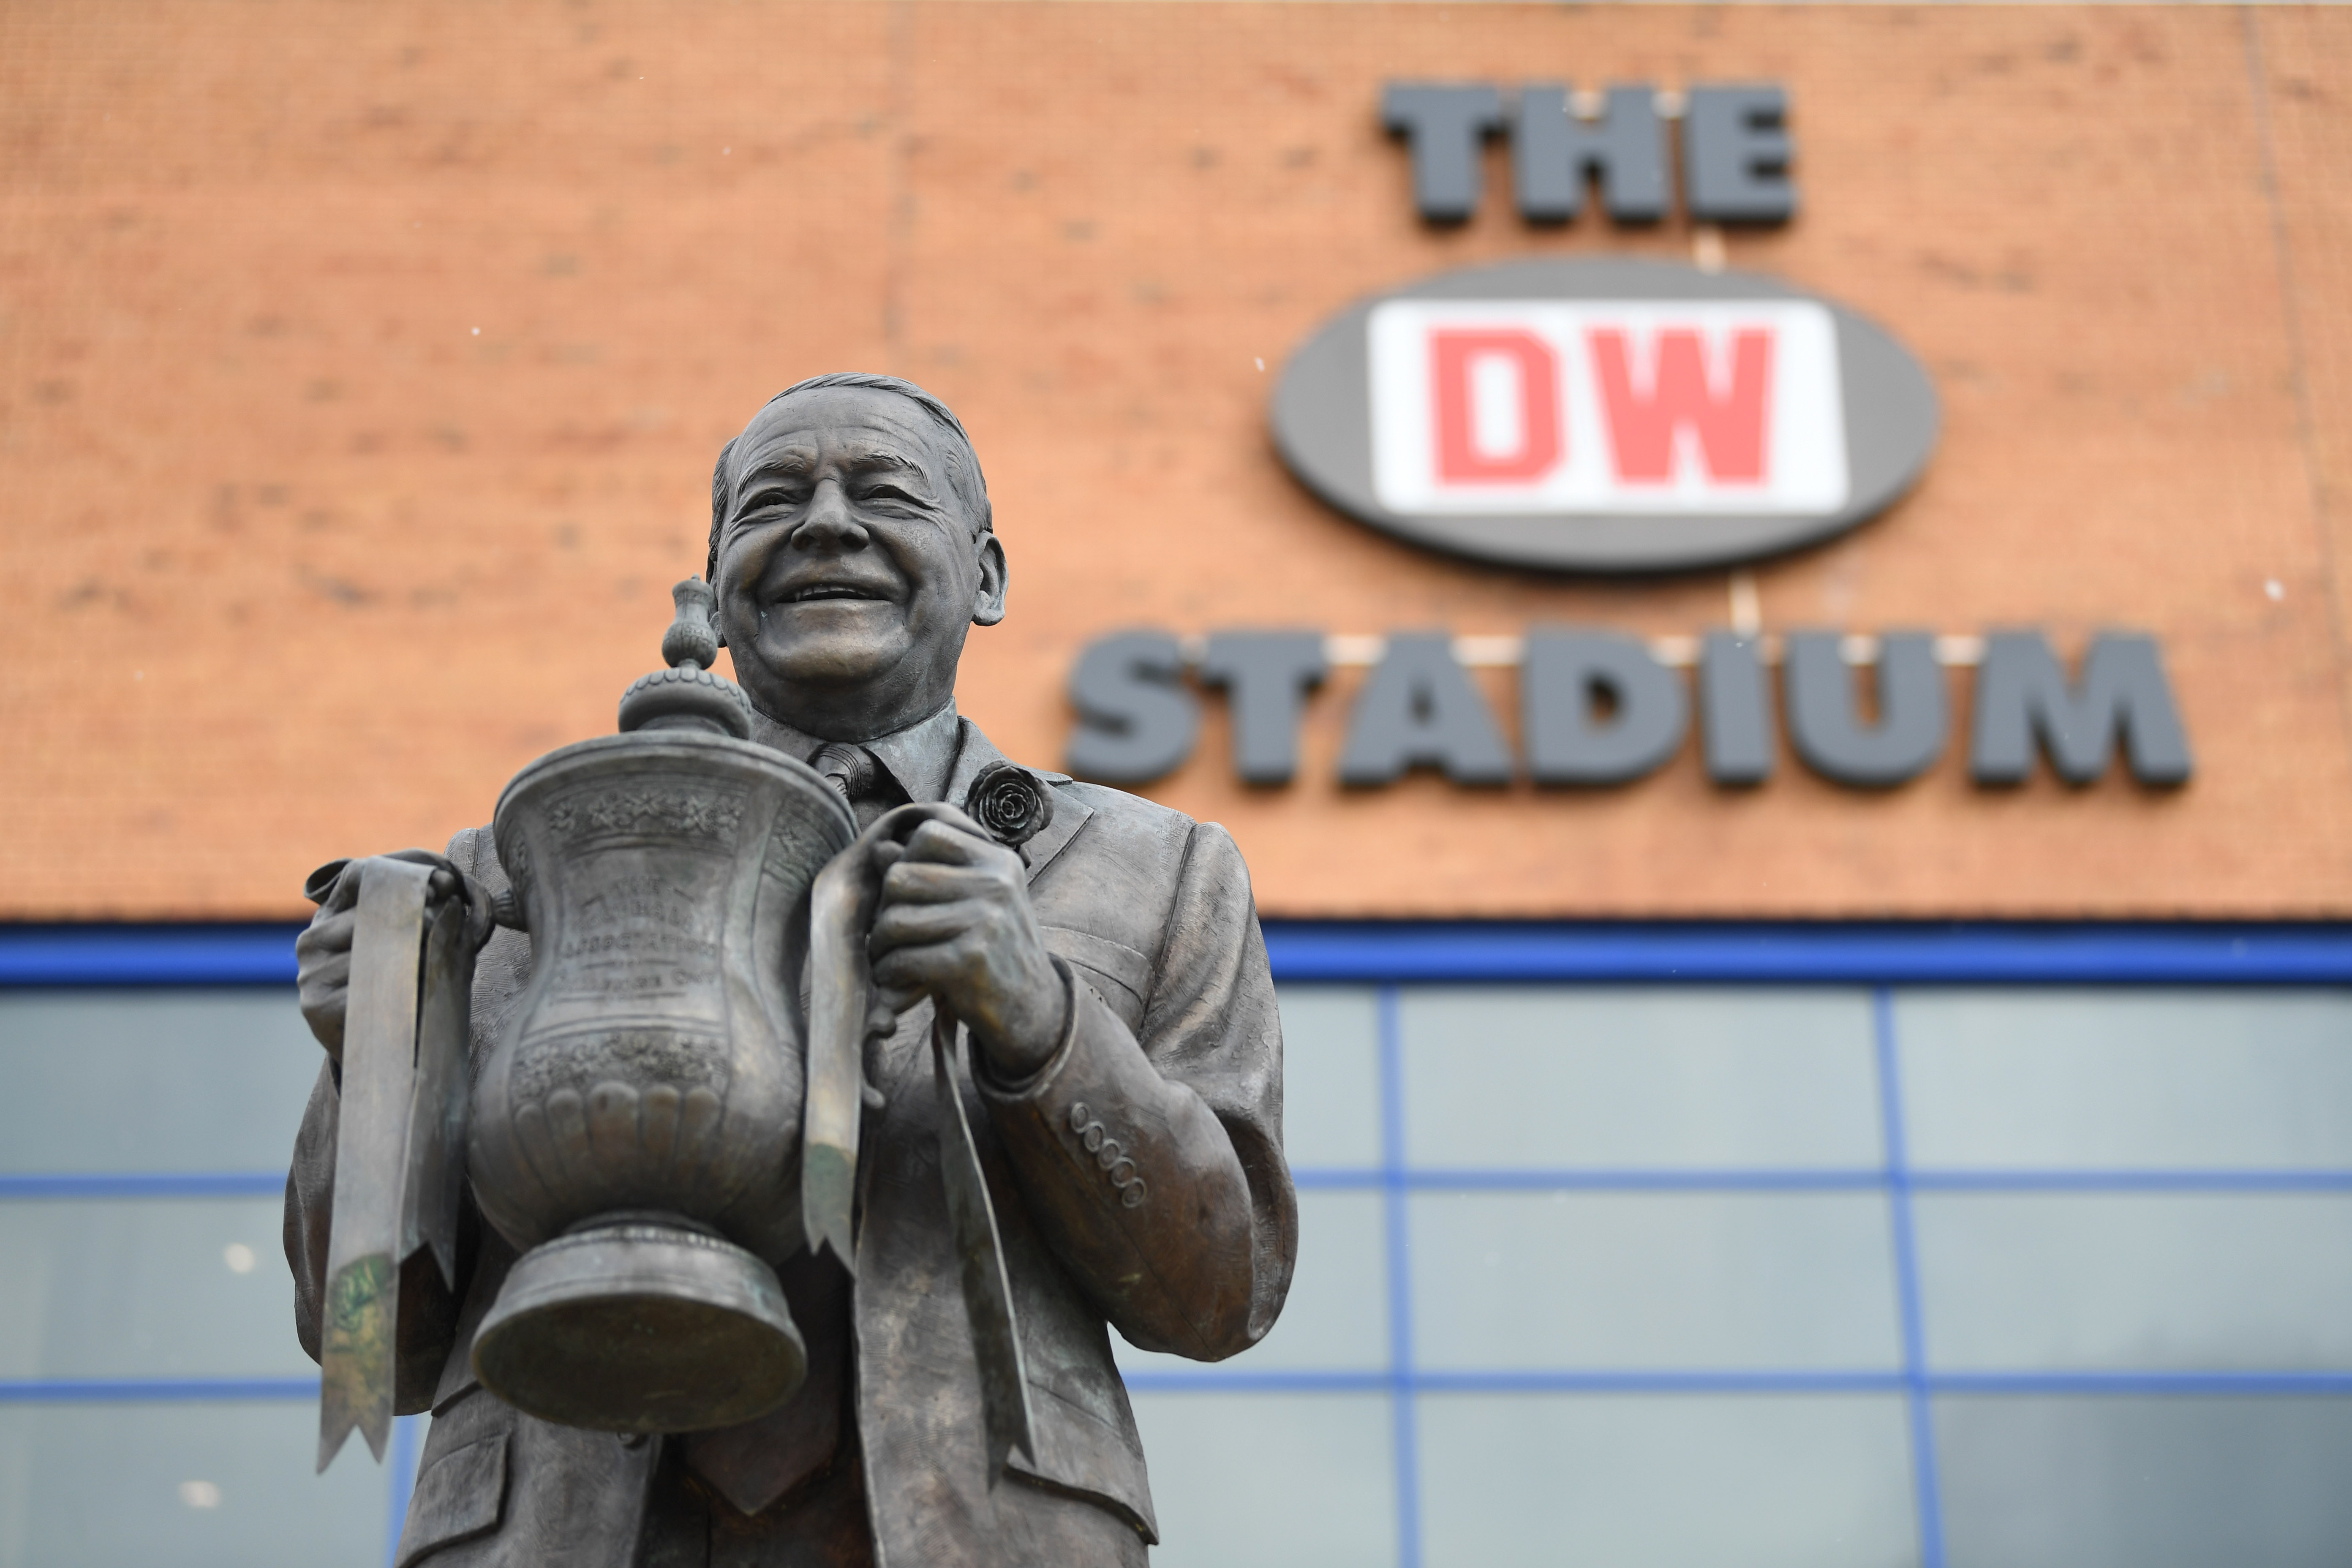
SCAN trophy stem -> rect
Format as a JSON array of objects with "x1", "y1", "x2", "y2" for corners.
[{"x1": 470, "y1": 1212, "x2": 805, "y2": 1433}]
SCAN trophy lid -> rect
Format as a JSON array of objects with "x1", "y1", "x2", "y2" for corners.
[{"x1": 616, "y1": 579, "x2": 754, "y2": 740}]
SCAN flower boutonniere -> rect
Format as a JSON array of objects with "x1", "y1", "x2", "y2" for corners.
[{"x1": 963, "y1": 762, "x2": 1054, "y2": 850}]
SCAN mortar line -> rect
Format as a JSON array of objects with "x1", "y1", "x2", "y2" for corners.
[
  {"x1": 2241, "y1": 5, "x2": 2352, "y2": 781},
  {"x1": 883, "y1": 0, "x2": 915, "y2": 368}
]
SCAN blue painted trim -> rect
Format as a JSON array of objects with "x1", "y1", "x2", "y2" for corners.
[
  {"x1": 0, "y1": 924, "x2": 303, "y2": 987},
  {"x1": 10, "y1": 920, "x2": 2352, "y2": 988},
  {"x1": 1910, "y1": 1170, "x2": 2352, "y2": 1193},
  {"x1": 1122, "y1": 1369, "x2": 2352, "y2": 1396},
  {"x1": 1298, "y1": 1166, "x2": 1883, "y2": 1192},
  {"x1": 17, "y1": 1369, "x2": 2346, "y2": 1405},
  {"x1": 8, "y1": 1166, "x2": 2342, "y2": 1205},
  {"x1": 1262, "y1": 921, "x2": 2352, "y2": 985},
  {"x1": 1292, "y1": 1167, "x2": 2352, "y2": 1193},
  {"x1": 11, "y1": 1168, "x2": 2347, "y2": 1202},
  {"x1": 0, "y1": 1376, "x2": 320, "y2": 1402},
  {"x1": 1122, "y1": 1369, "x2": 1905, "y2": 1395},
  {"x1": 1875, "y1": 986, "x2": 1948, "y2": 1568},
  {"x1": 1931, "y1": 1372, "x2": 2352, "y2": 1396},
  {"x1": 1375, "y1": 984, "x2": 1423, "y2": 1568},
  {"x1": 0, "y1": 1172, "x2": 286, "y2": 1199}
]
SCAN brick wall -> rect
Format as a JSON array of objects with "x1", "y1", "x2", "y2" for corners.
[{"x1": 3, "y1": 1, "x2": 2349, "y2": 918}]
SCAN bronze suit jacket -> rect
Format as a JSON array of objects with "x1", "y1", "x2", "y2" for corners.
[{"x1": 283, "y1": 721, "x2": 1298, "y2": 1567}]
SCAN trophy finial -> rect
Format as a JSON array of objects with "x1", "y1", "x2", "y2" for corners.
[
  {"x1": 617, "y1": 577, "x2": 753, "y2": 738},
  {"x1": 661, "y1": 578, "x2": 722, "y2": 672}
]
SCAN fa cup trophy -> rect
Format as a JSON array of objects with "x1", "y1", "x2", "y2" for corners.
[
  {"x1": 313, "y1": 579, "x2": 858, "y2": 1459},
  {"x1": 463, "y1": 577, "x2": 856, "y2": 1432}
]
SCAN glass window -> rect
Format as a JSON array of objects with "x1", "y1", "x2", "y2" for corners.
[
  {"x1": 1936, "y1": 1395, "x2": 2352, "y2": 1568},
  {"x1": 1127, "y1": 1393, "x2": 1396, "y2": 1568},
  {"x1": 0, "y1": 1197, "x2": 310, "y2": 1379},
  {"x1": 0, "y1": 987, "x2": 396, "y2": 1567},
  {"x1": 1914, "y1": 1192, "x2": 2352, "y2": 1370},
  {"x1": 1416, "y1": 1394, "x2": 1919, "y2": 1568},
  {"x1": 1399, "y1": 988, "x2": 1882, "y2": 1169},
  {"x1": 1273, "y1": 985, "x2": 1382, "y2": 1171},
  {"x1": 0, "y1": 989, "x2": 320, "y2": 1173},
  {"x1": 13, "y1": 958, "x2": 2352, "y2": 1568},
  {"x1": 0, "y1": 1403, "x2": 397, "y2": 1568},
  {"x1": 1897, "y1": 989, "x2": 2352, "y2": 1170},
  {"x1": 1408, "y1": 1191, "x2": 1902, "y2": 1371}
]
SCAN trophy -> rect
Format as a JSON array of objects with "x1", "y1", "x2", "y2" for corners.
[
  {"x1": 463, "y1": 579, "x2": 855, "y2": 1432},
  {"x1": 316, "y1": 578, "x2": 1037, "y2": 1469}
]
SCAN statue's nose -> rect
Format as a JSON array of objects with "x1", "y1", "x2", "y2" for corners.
[{"x1": 794, "y1": 477, "x2": 868, "y2": 550}]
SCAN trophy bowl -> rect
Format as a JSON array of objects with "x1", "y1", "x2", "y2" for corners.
[{"x1": 464, "y1": 710, "x2": 855, "y2": 1432}]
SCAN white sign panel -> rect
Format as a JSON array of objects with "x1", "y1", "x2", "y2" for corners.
[{"x1": 1367, "y1": 299, "x2": 1849, "y2": 517}]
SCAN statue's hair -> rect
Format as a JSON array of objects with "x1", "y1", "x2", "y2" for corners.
[{"x1": 705, "y1": 372, "x2": 992, "y2": 585}]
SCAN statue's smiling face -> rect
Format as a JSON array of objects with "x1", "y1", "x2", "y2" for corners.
[{"x1": 713, "y1": 386, "x2": 1006, "y2": 736}]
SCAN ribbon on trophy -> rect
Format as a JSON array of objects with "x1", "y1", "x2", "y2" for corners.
[
  {"x1": 305, "y1": 855, "x2": 488, "y2": 1472},
  {"x1": 804, "y1": 765, "x2": 1055, "y2": 1478},
  {"x1": 925, "y1": 1004, "x2": 1037, "y2": 1477}
]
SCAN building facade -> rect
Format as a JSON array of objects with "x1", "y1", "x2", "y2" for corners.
[{"x1": 5, "y1": 3, "x2": 2352, "y2": 1564}]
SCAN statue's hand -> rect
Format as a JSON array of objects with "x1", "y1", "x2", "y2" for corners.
[
  {"x1": 867, "y1": 814, "x2": 1070, "y2": 1081},
  {"x1": 296, "y1": 850, "x2": 477, "y2": 1069}
]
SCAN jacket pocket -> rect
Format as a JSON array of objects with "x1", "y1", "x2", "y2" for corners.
[
  {"x1": 1041, "y1": 926, "x2": 1153, "y2": 1026},
  {"x1": 395, "y1": 1430, "x2": 509, "y2": 1568},
  {"x1": 1009, "y1": 1375, "x2": 1158, "y2": 1544}
]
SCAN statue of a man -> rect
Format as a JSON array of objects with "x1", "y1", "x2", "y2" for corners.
[{"x1": 286, "y1": 373, "x2": 1298, "y2": 1566}]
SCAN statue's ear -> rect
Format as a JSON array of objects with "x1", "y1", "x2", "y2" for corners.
[{"x1": 971, "y1": 533, "x2": 1008, "y2": 627}]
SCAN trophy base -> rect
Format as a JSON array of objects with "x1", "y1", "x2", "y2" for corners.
[{"x1": 471, "y1": 1214, "x2": 806, "y2": 1434}]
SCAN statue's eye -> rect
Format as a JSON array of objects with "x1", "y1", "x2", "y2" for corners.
[
  {"x1": 860, "y1": 482, "x2": 924, "y2": 510},
  {"x1": 738, "y1": 485, "x2": 799, "y2": 516}
]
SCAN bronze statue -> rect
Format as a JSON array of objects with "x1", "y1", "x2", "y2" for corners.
[{"x1": 285, "y1": 373, "x2": 1298, "y2": 1566}]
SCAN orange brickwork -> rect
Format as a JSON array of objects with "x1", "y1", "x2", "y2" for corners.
[{"x1": 3, "y1": 1, "x2": 2350, "y2": 920}]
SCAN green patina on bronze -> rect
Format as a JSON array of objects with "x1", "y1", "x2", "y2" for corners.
[{"x1": 319, "y1": 1252, "x2": 394, "y2": 1444}]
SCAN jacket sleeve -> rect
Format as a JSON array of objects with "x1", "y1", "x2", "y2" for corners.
[
  {"x1": 284, "y1": 1059, "x2": 338, "y2": 1366},
  {"x1": 977, "y1": 821, "x2": 1296, "y2": 1361}
]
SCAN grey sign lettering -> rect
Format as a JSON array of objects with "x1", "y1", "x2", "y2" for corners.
[
  {"x1": 1385, "y1": 79, "x2": 1794, "y2": 226},
  {"x1": 1065, "y1": 627, "x2": 2192, "y2": 792}
]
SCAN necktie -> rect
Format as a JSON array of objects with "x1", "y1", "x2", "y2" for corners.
[{"x1": 808, "y1": 742, "x2": 897, "y2": 829}]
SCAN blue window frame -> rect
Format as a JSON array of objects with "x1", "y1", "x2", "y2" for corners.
[{"x1": 5, "y1": 920, "x2": 2350, "y2": 1568}]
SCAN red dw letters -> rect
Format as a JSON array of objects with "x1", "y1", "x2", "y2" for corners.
[{"x1": 1369, "y1": 301, "x2": 1848, "y2": 517}]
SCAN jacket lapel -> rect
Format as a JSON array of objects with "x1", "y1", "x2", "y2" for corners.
[{"x1": 941, "y1": 719, "x2": 1092, "y2": 885}]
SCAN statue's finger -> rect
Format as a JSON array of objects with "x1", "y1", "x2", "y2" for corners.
[
  {"x1": 299, "y1": 949, "x2": 352, "y2": 994},
  {"x1": 869, "y1": 898, "x2": 985, "y2": 956},
  {"x1": 296, "y1": 911, "x2": 355, "y2": 955},
  {"x1": 898, "y1": 817, "x2": 997, "y2": 866},
  {"x1": 319, "y1": 860, "x2": 367, "y2": 915},
  {"x1": 870, "y1": 936, "x2": 980, "y2": 997},
  {"x1": 877, "y1": 860, "x2": 990, "y2": 905}
]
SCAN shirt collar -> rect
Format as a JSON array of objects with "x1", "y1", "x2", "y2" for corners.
[{"x1": 746, "y1": 701, "x2": 966, "y2": 805}]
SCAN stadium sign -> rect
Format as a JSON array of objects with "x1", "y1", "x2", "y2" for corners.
[{"x1": 1270, "y1": 258, "x2": 1939, "y2": 574}]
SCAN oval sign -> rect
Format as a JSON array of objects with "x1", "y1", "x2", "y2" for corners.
[{"x1": 1270, "y1": 257, "x2": 1938, "y2": 573}]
